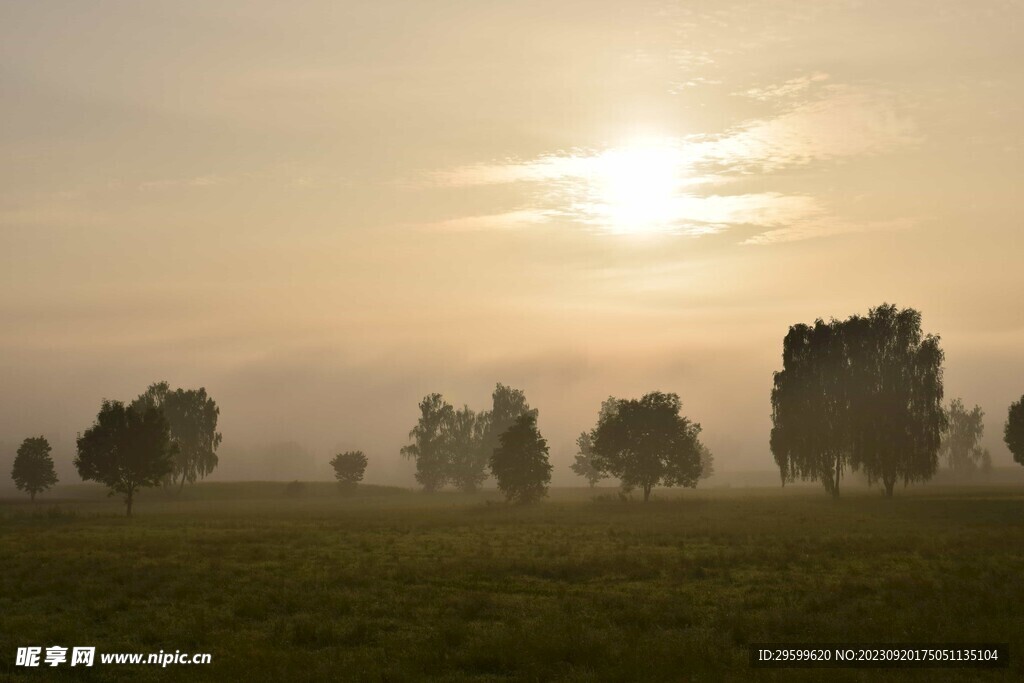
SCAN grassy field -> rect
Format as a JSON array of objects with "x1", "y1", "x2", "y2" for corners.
[{"x1": 1, "y1": 482, "x2": 1022, "y2": 681}]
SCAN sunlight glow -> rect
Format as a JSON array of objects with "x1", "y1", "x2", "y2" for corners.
[{"x1": 578, "y1": 138, "x2": 693, "y2": 235}]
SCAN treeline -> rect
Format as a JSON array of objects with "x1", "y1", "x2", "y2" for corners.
[
  {"x1": 8, "y1": 303, "x2": 1024, "y2": 512},
  {"x1": 400, "y1": 385, "x2": 712, "y2": 503}
]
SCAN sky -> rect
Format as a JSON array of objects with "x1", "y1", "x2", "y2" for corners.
[{"x1": 1, "y1": 0, "x2": 1023, "y2": 485}]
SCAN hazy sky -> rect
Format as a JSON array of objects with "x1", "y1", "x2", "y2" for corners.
[{"x1": 2, "y1": 1, "x2": 1022, "y2": 484}]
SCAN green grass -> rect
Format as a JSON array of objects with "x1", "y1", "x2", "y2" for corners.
[{"x1": 1, "y1": 483, "x2": 1022, "y2": 681}]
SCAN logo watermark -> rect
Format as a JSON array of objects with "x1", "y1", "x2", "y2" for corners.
[{"x1": 16, "y1": 646, "x2": 211, "y2": 668}]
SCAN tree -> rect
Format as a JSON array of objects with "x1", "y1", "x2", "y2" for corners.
[
  {"x1": 770, "y1": 319, "x2": 850, "y2": 497},
  {"x1": 447, "y1": 405, "x2": 489, "y2": 492},
  {"x1": 1006, "y1": 396, "x2": 1024, "y2": 466},
  {"x1": 480, "y1": 383, "x2": 537, "y2": 474},
  {"x1": 845, "y1": 306, "x2": 946, "y2": 497},
  {"x1": 771, "y1": 304, "x2": 946, "y2": 497},
  {"x1": 132, "y1": 382, "x2": 222, "y2": 491},
  {"x1": 940, "y1": 399, "x2": 988, "y2": 477},
  {"x1": 330, "y1": 451, "x2": 368, "y2": 490},
  {"x1": 11, "y1": 436, "x2": 58, "y2": 501},
  {"x1": 490, "y1": 414, "x2": 552, "y2": 504},
  {"x1": 698, "y1": 443, "x2": 715, "y2": 480},
  {"x1": 400, "y1": 394, "x2": 454, "y2": 492},
  {"x1": 75, "y1": 400, "x2": 175, "y2": 516},
  {"x1": 591, "y1": 392, "x2": 703, "y2": 502},
  {"x1": 570, "y1": 431, "x2": 605, "y2": 487}
]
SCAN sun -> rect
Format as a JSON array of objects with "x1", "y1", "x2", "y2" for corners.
[{"x1": 584, "y1": 137, "x2": 689, "y2": 235}]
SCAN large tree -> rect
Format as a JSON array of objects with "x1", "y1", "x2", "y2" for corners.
[
  {"x1": 771, "y1": 304, "x2": 946, "y2": 497},
  {"x1": 1006, "y1": 395, "x2": 1024, "y2": 466},
  {"x1": 11, "y1": 436, "x2": 58, "y2": 501},
  {"x1": 940, "y1": 399, "x2": 989, "y2": 477},
  {"x1": 591, "y1": 392, "x2": 703, "y2": 502},
  {"x1": 75, "y1": 400, "x2": 175, "y2": 516},
  {"x1": 132, "y1": 381, "x2": 222, "y2": 491},
  {"x1": 400, "y1": 393, "x2": 454, "y2": 492},
  {"x1": 330, "y1": 450, "x2": 368, "y2": 491},
  {"x1": 490, "y1": 414, "x2": 552, "y2": 504}
]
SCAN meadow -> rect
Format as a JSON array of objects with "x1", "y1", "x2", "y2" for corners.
[{"x1": 1, "y1": 482, "x2": 1022, "y2": 681}]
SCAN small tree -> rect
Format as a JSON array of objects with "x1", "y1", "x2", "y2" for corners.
[
  {"x1": 490, "y1": 414, "x2": 552, "y2": 504},
  {"x1": 1005, "y1": 396, "x2": 1024, "y2": 466},
  {"x1": 591, "y1": 392, "x2": 703, "y2": 502},
  {"x1": 75, "y1": 400, "x2": 175, "y2": 517},
  {"x1": 570, "y1": 431, "x2": 605, "y2": 487},
  {"x1": 11, "y1": 436, "x2": 58, "y2": 501},
  {"x1": 330, "y1": 450, "x2": 368, "y2": 490},
  {"x1": 401, "y1": 394, "x2": 454, "y2": 492},
  {"x1": 940, "y1": 399, "x2": 987, "y2": 477}
]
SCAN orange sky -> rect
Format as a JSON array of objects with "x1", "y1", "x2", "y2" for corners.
[{"x1": 2, "y1": 1, "x2": 1022, "y2": 484}]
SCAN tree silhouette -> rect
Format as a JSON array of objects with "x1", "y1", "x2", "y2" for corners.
[
  {"x1": 11, "y1": 436, "x2": 58, "y2": 501},
  {"x1": 940, "y1": 399, "x2": 989, "y2": 477},
  {"x1": 330, "y1": 450, "x2": 368, "y2": 491},
  {"x1": 447, "y1": 405, "x2": 489, "y2": 492},
  {"x1": 1006, "y1": 396, "x2": 1024, "y2": 466},
  {"x1": 570, "y1": 431, "x2": 605, "y2": 487},
  {"x1": 771, "y1": 304, "x2": 946, "y2": 497},
  {"x1": 480, "y1": 383, "x2": 536, "y2": 474},
  {"x1": 591, "y1": 392, "x2": 703, "y2": 502},
  {"x1": 400, "y1": 393, "x2": 454, "y2": 492},
  {"x1": 75, "y1": 400, "x2": 175, "y2": 516},
  {"x1": 490, "y1": 414, "x2": 551, "y2": 504},
  {"x1": 132, "y1": 382, "x2": 222, "y2": 491}
]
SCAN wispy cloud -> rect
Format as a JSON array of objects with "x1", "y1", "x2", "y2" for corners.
[
  {"x1": 421, "y1": 80, "x2": 919, "y2": 244},
  {"x1": 741, "y1": 217, "x2": 918, "y2": 246},
  {"x1": 418, "y1": 210, "x2": 553, "y2": 233}
]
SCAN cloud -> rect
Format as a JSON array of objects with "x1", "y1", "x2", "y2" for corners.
[
  {"x1": 742, "y1": 217, "x2": 918, "y2": 246},
  {"x1": 420, "y1": 82, "x2": 919, "y2": 243},
  {"x1": 735, "y1": 72, "x2": 830, "y2": 102},
  {"x1": 418, "y1": 210, "x2": 553, "y2": 233}
]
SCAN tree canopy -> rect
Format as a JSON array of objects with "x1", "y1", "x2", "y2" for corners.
[
  {"x1": 330, "y1": 450, "x2": 368, "y2": 490},
  {"x1": 490, "y1": 413, "x2": 552, "y2": 504},
  {"x1": 590, "y1": 392, "x2": 703, "y2": 502},
  {"x1": 1005, "y1": 396, "x2": 1024, "y2": 467},
  {"x1": 11, "y1": 436, "x2": 58, "y2": 501},
  {"x1": 132, "y1": 381, "x2": 222, "y2": 490},
  {"x1": 771, "y1": 304, "x2": 946, "y2": 497},
  {"x1": 75, "y1": 400, "x2": 175, "y2": 516}
]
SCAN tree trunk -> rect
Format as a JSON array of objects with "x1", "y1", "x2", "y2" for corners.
[
  {"x1": 126, "y1": 491, "x2": 133, "y2": 517},
  {"x1": 883, "y1": 477, "x2": 895, "y2": 498},
  {"x1": 30, "y1": 491, "x2": 36, "y2": 503},
  {"x1": 178, "y1": 474, "x2": 187, "y2": 494},
  {"x1": 643, "y1": 484, "x2": 652, "y2": 502}
]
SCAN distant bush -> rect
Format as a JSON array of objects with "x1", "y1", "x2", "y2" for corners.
[{"x1": 329, "y1": 451, "x2": 368, "y2": 491}]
